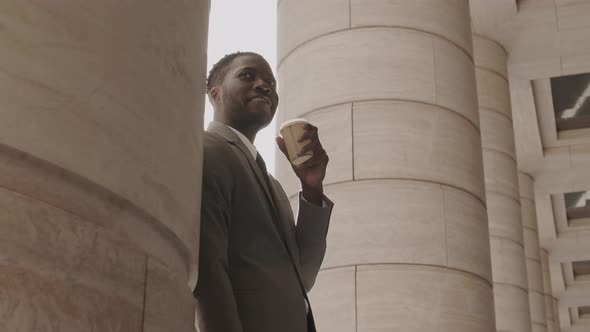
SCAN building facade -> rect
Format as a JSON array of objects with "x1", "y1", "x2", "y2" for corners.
[
  {"x1": 276, "y1": 1, "x2": 590, "y2": 332},
  {"x1": 1, "y1": 0, "x2": 590, "y2": 331}
]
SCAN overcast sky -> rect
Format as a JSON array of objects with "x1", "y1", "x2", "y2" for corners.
[{"x1": 205, "y1": 0, "x2": 278, "y2": 174}]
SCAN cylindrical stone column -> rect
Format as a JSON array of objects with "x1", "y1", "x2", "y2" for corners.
[
  {"x1": 0, "y1": 2, "x2": 208, "y2": 331},
  {"x1": 474, "y1": 35, "x2": 532, "y2": 332},
  {"x1": 519, "y1": 173, "x2": 548, "y2": 332},
  {"x1": 540, "y1": 250, "x2": 557, "y2": 332},
  {"x1": 277, "y1": 1, "x2": 495, "y2": 331},
  {"x1": 552, "y1": 298, "x2": 560, "y2": 332}
]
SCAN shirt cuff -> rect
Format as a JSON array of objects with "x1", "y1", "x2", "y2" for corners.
[{"x1": 299, "y1": 192, "x2": 329, "y2": 208}]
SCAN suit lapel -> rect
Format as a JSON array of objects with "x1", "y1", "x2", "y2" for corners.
[
  {"x1": 207, "y1": 122, "x2": 277, "y2": 211},
  {"x1": 266, "y1": 176, "x2": 309, "y2": 294},
  {"x1": 266, "y1": 176, "x2": 301, "y2": 262}
]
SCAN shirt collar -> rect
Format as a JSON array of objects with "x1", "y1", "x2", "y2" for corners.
[{"x1": 214, "y1": 121, "x2": 258, "y2": 159}]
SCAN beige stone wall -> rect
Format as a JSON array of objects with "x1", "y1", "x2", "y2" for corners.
[
  {"x1": 0, "y1": 1, "x2": 208, "y2": 330},
  {"x1": 474, "y1": 34, "x2": 532, "y2": 332},
  {"x1": 277, "y1": 1, "x2": 495, "y2": 331}
]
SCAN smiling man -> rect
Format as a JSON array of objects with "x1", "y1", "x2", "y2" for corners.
[{"x1": 194, "y1": 52, "x2": 334, "y2": 332}]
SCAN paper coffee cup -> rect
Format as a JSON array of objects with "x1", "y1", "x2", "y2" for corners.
[{"x1": 280, "y1": 118, "x2": 313, "y2": 166}]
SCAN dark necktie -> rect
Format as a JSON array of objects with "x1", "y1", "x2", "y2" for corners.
[{"x1": 255, "y1": 152, "x2": 273, "y2": 193}]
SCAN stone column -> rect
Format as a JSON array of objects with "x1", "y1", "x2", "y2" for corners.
[
  {"x1": 277, "y1": 1, "x2": 495, "y2": 331},
  {"x1": 540, "y1": 250, "x2": 557, "y2": 332},
  {"x1": 553, "y1": 299, "x2": 560, "y2": 332},
  {"x1": 519, "y1": 173, "x2": 548, "y2": 332},
  {"x1": 0, "y1": 1, "x2": 208, "y2": 331},
  {"x1": 474, "y1": 34, "x2": 532, "y2": 332}
]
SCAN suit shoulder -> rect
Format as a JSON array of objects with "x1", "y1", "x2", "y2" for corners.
[
  {"x1": 203, "y1": 132, "x2": 237, "y2": 171},
  {"x1": 204, "y1": 132, "x2": 231, "y2": 156},
  {"x1": 204, "y1": 131, "x2": 227, "y2": 148}
]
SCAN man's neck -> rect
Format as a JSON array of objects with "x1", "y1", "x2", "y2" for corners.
[
  {"x1": 214, "y1": 118, "x2": 258, "y2": 143},
  {"x1": 232, "y1": 125, "x2": 257, "y2": 143}
]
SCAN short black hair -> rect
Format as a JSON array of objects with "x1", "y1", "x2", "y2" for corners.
[{"x1": 205, "y1": 51, "x2": 263, "y2": 93}]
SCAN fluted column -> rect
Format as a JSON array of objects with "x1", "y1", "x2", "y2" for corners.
[
  {"x1": 0, "y1": 2, "x2": 208, "y2": 331},
  {"x1": 277, "y1": 1, "x2": 495, "y2": 331},
  {"x1": 540, "y1": 250, "x2": 557, "y2": 332},
  {"x1": 519, "y1": 173, "x2": 548, "y2": 332},
  {"x1": 474, "y1": 35, "x2": 532, "y2": 332}
]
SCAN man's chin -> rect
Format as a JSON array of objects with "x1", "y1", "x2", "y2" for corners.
[
  {"x1": 238, "y1": 108, "x2": 274, "y2": 129},
  {"x1": 256, "y1": 113, "x2": 274, "y2": 129},
  {"x1": 251, "y1": 106, "x2": 275, "y2": 123}
]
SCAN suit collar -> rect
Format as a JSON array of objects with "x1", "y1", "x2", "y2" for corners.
[
  {"x1": 207, "y1": 121, "x2": 278, "y2": 213},
  {"x1": 228, "y1": 127, "x2": 258, "y2": 159},
  {"x1": 207, "y1": 121, "x2": 240, "y2": 144},
  {"x1": 208, "y1": 121, "x2": 258, "y2": 159}
]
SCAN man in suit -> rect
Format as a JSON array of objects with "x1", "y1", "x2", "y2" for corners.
[{"x1": 194, "y1": 51, "x2": 334, "y2": 332}]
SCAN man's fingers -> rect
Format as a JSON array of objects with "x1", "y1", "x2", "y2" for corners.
[
  {"x1": 276, "y1": 136, "x2": 289, "y2": 159},
  {"x1": 297, "y1": 150, "x2": 328, "y2": 168},
  {"x1": 298, "y1": 140, "x2": 320, "y2": 156},
  {"x1": 302, "y1": 146, "x2": 328, "y2": 166},
  {"x1": 297, "y1": 126, "x2": 318, "y2": 143}
]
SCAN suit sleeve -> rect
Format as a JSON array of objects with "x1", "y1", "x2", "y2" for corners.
[
  {"x1": 295, "y1": 193, "x2": 334, "y2": 292},
  {"x1": 194, "y1": 140, "x2": 243, "y2": 332}
]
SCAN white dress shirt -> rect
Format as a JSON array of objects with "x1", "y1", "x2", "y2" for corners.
[{"x1": 226, "y1": 124, "x2": 258, "y2": 161}]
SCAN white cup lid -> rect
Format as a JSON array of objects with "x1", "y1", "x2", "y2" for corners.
[{"x1": 279, "y1": 118, "x2": 310, "y2": 131}]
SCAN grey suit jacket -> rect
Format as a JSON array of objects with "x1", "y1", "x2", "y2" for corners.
[{"x1": 195, "y1": 122, "x2": 333, "y2": 332}]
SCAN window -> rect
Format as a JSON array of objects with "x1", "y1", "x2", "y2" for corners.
[
  {"x1": 579, "y1": 306, "x2": 590, "y2": 319},
  {"x1": 551, "y1": 73, "x2": 590, "y2": 131},
  {"x1": 564, "y1": 191, "x2": 590, "y2": 227},
  {"x1": 573, "y1": 261, "x2": 590, "y2": 281}
]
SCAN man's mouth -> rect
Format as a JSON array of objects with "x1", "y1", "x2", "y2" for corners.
[{"x1": 248, "y1": 96, "x2": 271, "y2": 106}]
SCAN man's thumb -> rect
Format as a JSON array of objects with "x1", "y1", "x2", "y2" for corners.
[{"x1": 276, "y1": 136, "x2": 289, "y2": 159}]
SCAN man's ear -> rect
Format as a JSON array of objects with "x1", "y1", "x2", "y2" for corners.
[{"x1": 209, "y1": 86, "x2": 221, "y2": 105}]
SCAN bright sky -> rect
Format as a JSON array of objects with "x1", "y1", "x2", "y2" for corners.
[{"x1": 205, "y1": 0, "x2": 278, "y2": 174}]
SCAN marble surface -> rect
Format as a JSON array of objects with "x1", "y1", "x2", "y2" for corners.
[
  {"x1": 308, "y1": 267, "x2": 356, "y2": 332},
  {"x1": 357, "y1": 264, "x2": 495, "y2": 332},
  {"x1": 0, "y1": 187, "x2": 145, "y2": 331},
  {"x1": 278, "y1": 27, "x2": 480, "y2": 128},
  {"x1": 0, "y1": 0, "x2": 208, "y2": 259},
  {"x1": 277, "y1": 2, "x2": 493, "y2": 331},
  {"x1": 322, "y1": 180, "x2": 492, "y2": 282},
  {"x1": 0, "y1": 1, "x2": 208, "y2": 330},
  {"x1": 476, "y1": 37, "x2": 534, "y2": 332},
  {"x1": 353, "y1": 101, "x2": 485, "y2": 201}
]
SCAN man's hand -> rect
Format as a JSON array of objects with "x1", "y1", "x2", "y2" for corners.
[{"x1": 276, "y1": 123, "x2": 329, "y2": 205}]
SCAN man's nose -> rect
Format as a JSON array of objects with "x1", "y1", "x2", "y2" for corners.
[{"x1": 255, "y1": 82, "x2": 272, "y2": 95}]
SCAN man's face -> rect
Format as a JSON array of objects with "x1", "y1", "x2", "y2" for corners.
[{"x1": 213, "y1": 54, "x2": 279, "y2": 129}]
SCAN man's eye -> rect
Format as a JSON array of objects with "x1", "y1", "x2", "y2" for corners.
[{"x1": 240, "y1": 72, "x2": 254, "y2": 79}]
